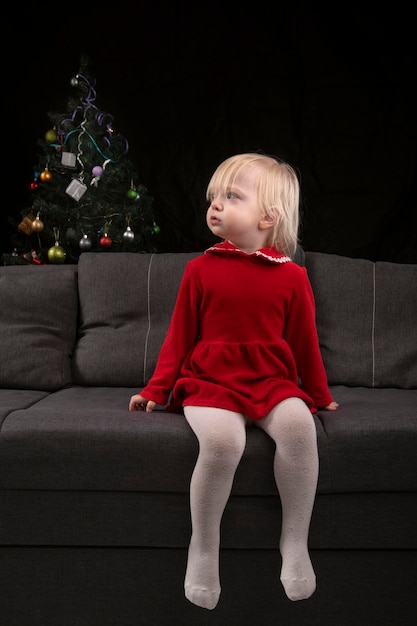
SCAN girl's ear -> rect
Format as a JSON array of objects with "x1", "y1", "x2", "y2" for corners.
[{"x1": 259, "y1": 211, "x2": 277, "y2": 230}]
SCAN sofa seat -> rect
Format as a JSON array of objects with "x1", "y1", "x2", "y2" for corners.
[{"x1": 1, "y1": 385, "x2": 415, "y2": 552}]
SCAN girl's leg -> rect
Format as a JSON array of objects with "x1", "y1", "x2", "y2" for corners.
[
  {"x1": 183, "y1": 406, "x2": 246, "y2": 610},
  {"x1": 256, "y1": 397, "x2": 319, "y2": 601}
]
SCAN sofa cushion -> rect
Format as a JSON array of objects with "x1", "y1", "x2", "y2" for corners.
[
  {"x1": 0, "y1": 389, "x2": 51, "y2": 429},
  {"x1": 72, "y1": 252, "x2": 201, "y2": 386},
  {"x1": 316, "y1": 385, "x2": 417, "y2": 493},
  {"x1": 1, "y1": 385, "x2": 415, "y2": 495},
  {"x1": 305, "y1": 252, "x2": 417, "y2": 388},
  {"x1": 374, "y1": 261, "x2": 417, "y2": 387},
  {"x1": 0, "y1": 266, "x2": 78, "y2": 391}
]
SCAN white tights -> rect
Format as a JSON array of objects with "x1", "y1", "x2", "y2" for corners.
[{"x1": 183, "y1": 398, "x2": 319, "y2": 610}]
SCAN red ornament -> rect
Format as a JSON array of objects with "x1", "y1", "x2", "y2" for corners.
[
  {"x1": 29, "y1": 180, "x2": 39, "y2": 191},
  {"x1": 100, "y1": 235, "x2": 112, "y2": 248}
]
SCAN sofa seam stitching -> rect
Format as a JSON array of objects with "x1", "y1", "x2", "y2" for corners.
[
  {"x1": 372, "y1": 264, "x2": 376, "y2": 388},
  {"x1": 143, "y1": 254, "x2": 154, "y2": 386}
]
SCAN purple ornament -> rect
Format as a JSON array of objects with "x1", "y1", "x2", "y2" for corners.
[{"x1": 92, "y1": 165, "x2": 103, "y2": 178}]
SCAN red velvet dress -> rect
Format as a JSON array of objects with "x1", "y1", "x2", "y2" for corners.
[{"x1": 141, "y1": 241, "x2": 333, "y2": 420}]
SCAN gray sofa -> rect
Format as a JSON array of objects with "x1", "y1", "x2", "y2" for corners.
[{"x1": 1, "y1": 250, "x2": 416, "y2": 626}]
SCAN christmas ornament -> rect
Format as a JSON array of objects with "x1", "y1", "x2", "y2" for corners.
[
  {"x1": 123, "y1": 226, "x2": 135, "y2": 242},
  {"x1": 45, "y1": 128, "x2": 57, "y2": 143},
  {"x1": 48, "y1": 228, "x2": 66, "y2": 263},
  {"x1": 90, "y1": 165, "x2": 103, "y2": 187},
  {"x1": 65, "y1": 228, "x2": 78, "y2": 243},
  {"x1": 23, "y1": 249, "x2": 44, "y2": 265},
  {"x1": 61, "y1": 152, "x2": 77, "y2": 168},
  {"x1": 29, "y1": 180, "x2": 39, "y2": 191},
  {"x1": 92, "y1": 165, "x2": 103, "y2": 178},
  {"x1": 48, "y1": 243, "x2": 67, "y2": 263},
  {"x1": 126, "y1": 177, "x2": 138, "y2": 200},
  {"x1": 32, "y1": 214, "x2": 44, "y2": 232},
  {"x1": 79, "y1": 234, "x2": 92, "y2": 250},
  {"x1": 123, "y1": 214, "x2": 134, "y2": 242},
  {"x1": 100, "y1": 235, "x2": 112, "y2": 248},
  {"x1": 40, "y1": 167, "x2": 52, "y2": 182},
  {"x1": 70, "y1": 76, "x2": 79, "y2": 87},
  {"x1": 153, "y1": 223, "x2": 161, "y2": 235},
  {"x1": 126, "y1": 187, "x2": 138, "y2": 200},
  {"x1": 99, "y1": 221, "x2": 112, "y2": 248},
  {"x1": 18, "y1": 214, "x2": 36, "y2": 235},
  {"x1": 66, "y1": 178, "x2": 87, "y2": 201}
]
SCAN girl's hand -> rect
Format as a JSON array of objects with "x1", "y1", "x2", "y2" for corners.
[
  {"x1": 323, "y1": 401, "x2": 339, "y2": 411},
  {"x1": 129, "y1": 394, "x2": 157, "y2": 412}
]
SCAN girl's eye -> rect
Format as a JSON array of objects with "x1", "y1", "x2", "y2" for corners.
[{"x1": 226, "y1": 191, "x2": 237, "y2": 199}]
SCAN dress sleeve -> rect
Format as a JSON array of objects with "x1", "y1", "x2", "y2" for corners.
[
  {"x1": 284, "y1": 268, "x2": 333, "y2": 408},
  {"x1": 139, "y1": 262, "x2": 201, "y2": 405}
]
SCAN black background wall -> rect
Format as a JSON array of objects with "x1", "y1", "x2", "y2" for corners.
[{"x1": 6, "y1": 2, "x2": 416, "y2": 262}]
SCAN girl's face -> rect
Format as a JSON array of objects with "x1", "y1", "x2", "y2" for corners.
[{"x1": 206, "y1": 167, "x2": 269, "y2": 252}]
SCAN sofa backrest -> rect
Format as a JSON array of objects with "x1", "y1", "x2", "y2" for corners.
[
  {"x1": 0, "y1": 264, "x2": 79, "y2": 391},
  {"x1": 1, "y1": 250, "x2": 415, "y2": 392},
  {"x1": 72, "y1": 252, "x2": 201, "y2": 387},
  {"x1": 305, "y1": 251, "x2": 417, "y2": 389}
]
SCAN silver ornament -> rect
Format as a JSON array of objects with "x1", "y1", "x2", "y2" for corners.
[
  {"x1": 79, "y1": 234, "x2": 92, "y2": 250},
  {"x1": 123, "y1": 226, "x2": 135, "y2": 241}
]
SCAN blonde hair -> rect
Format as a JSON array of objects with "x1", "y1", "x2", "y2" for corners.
[{"x1": 206, "y1": 153, "x2": 300, "y2": 258}]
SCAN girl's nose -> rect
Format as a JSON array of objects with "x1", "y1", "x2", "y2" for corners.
[{"x1": 211, "y1": 196, "x2": 223, "y2": 210}]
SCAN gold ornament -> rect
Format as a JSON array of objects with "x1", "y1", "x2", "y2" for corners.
[
  {"x1": 32, "y1": 214, "x2": 44, "y2": 232},
  {"x1": 40, "y1": 167, "x2": 52, "y2": 182}
]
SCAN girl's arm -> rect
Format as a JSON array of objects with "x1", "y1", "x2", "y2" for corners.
[{"x1": 284, "y1": 268, "x2": 334, "y2": 408}]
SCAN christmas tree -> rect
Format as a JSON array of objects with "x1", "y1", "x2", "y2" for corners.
[{"x1": 3, "y1": 57, "x2": 160, "y2": 265}]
